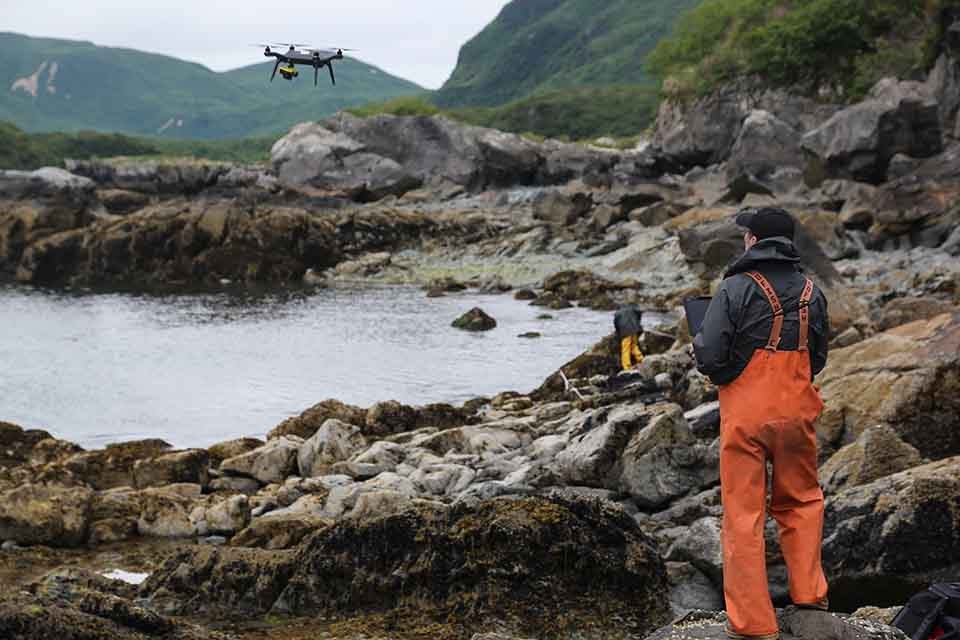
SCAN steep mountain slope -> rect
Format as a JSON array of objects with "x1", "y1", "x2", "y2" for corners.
[
  {"x1": 433, "y1": 0, "x2": 702, "y2": 108},
  {"x1": 0, "y1": 32, "x2": 422, "y2": 139}
]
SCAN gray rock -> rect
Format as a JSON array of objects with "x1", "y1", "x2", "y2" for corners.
[
  {"x1": 822, "y1": 457, "x2": 960, "y2": 609},
  {"x1": 190, "y1": 495, "x2": 250, "y2": 536},
  {"x1": 803, "y1": 78, "x2": 943, "y2": 184},
  {"x1": 0, "y1": 167, "x2": 95, "y2": 199},
  {"x1": 617, "y1": 405, "x2": 719, "y2": 509},
  {"x1": 667, "y1": 561, "x2": 724, "y2": 617},
  {"x1": 0, "y1": 484, "x2": 93, "y2": 547},
  {"x1": 666, "y1": 516, "x2": 723, "y2": 582},
  {"x1": 726, "y1": 110, "x2": 804, "y2": 194},
  {"x1": 819, "y1": 424, "x2": 925, "y2": 495},
  {"x1": 65, "y1": 159, "x2": 228, "y2": 194},
  {"x1": 297, "y1": 419, "x2": 368, "y2": 478},
  {"x1": 209, "y1": 476, "x2": 261, "y2": 494},
  {"x1": 220, "y1": 437, "x2": 301, "y2": 485},
  {"x1": 652, "y1": 81, "x2": 839, "y2": 169},
  {"x1": 533, "y1": 190, "x2": 593, "y2": 226},
  {"x1": 132, "y1": 449, "x2": 210, "y2": 490},
  {"x1": 271, "y1": 122, "x2": 421, "y2": 200},
  {"x1": 685, "y1": 401, "x2": 720, "y2": 439},
  {"x1": 452, "y1": 307, "x2": 497, "y2": 332}
]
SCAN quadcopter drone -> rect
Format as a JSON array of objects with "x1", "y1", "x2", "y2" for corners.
[{"x1": 253, "y1": 43, "x2": 352, "y2": 86}]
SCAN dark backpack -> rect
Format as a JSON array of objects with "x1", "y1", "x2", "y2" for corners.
[{"x1": 893, "y1": 583, "x2": 960, "y2": 640}]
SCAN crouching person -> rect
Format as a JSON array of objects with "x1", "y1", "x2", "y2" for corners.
[{"x1": 614, "y1": 305, "x2": 644, "y2": 371}]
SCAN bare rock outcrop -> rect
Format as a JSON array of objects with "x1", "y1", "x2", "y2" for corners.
[
  {"x1": 815, "y1": 312, "x2": 960, "y2": 460},
  {"x1": 803, "y1": 78, "x2": 943, "y2": 184}
]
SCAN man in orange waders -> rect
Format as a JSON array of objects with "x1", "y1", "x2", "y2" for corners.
[{"x1": 692, "y1": 208, "x2": 830, "y2": 640}]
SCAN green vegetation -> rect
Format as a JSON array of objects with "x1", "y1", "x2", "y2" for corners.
[
  {"x1": 433, "y1": 0, "x2": 702, "y2": 108},
  {"x1": 347, "y1": 85, "x2": 659, "y2": 141},
  {"x1": 346, "y1": 95, "x2": 440, "y2": 118},
  {"x1": 0, "y1": 121, "x2": 271, "y2": 170},
  {"x1": 0, "y1": 32, "x2": 422, "y2": 139},
  {"x1": 648, "y1": 0, "x2": 959, "y2": 100},
  {"x1": 454, "y1": 85, "x2": 660, "y2": 140}
]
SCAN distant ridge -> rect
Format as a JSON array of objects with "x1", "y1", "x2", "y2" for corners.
[
  {"x1": 433, "y1": 0, "x2": 702, "y2": 108},
  {"x1": 0, "y1": 32, "x2": 423, "y2": 139}
]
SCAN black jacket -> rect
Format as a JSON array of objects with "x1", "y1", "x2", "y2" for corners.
[
  {"x1": 693, "y1": 238, "x2": 829, "y2": 386},
  {"x1": 614, "y1": 306, "x2": 643, "y2": 339}
]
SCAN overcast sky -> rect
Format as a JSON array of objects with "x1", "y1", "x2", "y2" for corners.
[{"x1": 1, "y1": 1, "x2": 512, "y2": 89}]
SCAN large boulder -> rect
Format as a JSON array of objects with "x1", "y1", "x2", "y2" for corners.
[
  {"x1": 65, "y1": 158, "x2": 229, "y2": 195},
  {"x1": 268, "y1": 398, "x2": 367, "y2": 440},
  {"x1": 819, "y1": 424, "x2": 925, "y2": 494},
  {"x1": 822, "y1": 457, "x2": 960, "y2": 610},
  {"x1": 270, "y1": 122, "x2": 421, "y2": 200},
  {"x1": 0, "y1": 421, "x2": 58, "y2": 469},
  {"x1": 273, "y1": 113, "x2": 643, "y2": 197},
  {"x1": 725, "y1": 110, "x2": 806, "y2": 198},
  {"x1": 0, "y1": 484, "x2": 93, "y2": 547},
  {"x1": 652, "y1": 81, "x2": 839, "y2": 169},
  {"x1": 0, "y1": 587, "x2": 222, "y2": 640},
  {"x1": 815, "y1": 312, "x2": 960, "y2": 461},
  {"x1": 320, "y1": 113, "x2": 544, "y2": 190},
  {"x1": 220, "y1": 437, "x2": 301, "y2": 485},
  {"x1": 803, "y1": 78, "x2": 943, "y2": 184},
  {"x1": 0, "y1": 167, "x2": 95, "y2": 199},
  {"x1": 869, "y1": 143, "x2": 960, "y2": 250},
  {"x1": 532, "y1": 190, "x2": 593, "y2": 226},
  {"x1": 132, "y1": 449, "x2": 210, "y2": 489},
  {"x1": 297, "y1": 419, "x2": 367, "y2": 477},
  {"x1": 13, "y1": 200, "x2": 342, "y2": 287},
  {"x1": 143, "y1": 495, "x2": 671, "y2": 637},
  {"x1": 60, "y1": 439, "x2": 172, "y2": 490},
  {"x1": 554, "y1": 402, "x2": 718, "y2": 508},
  {"x1": 452, "y1": 307, "x2": 497, "y2": 332}
]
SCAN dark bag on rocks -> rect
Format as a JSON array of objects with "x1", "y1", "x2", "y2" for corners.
[{"x1": 893, "y1": 583, "x2": 960, "y2": 640}]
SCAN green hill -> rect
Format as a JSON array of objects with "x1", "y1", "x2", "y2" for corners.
[
  {"x1": 648, "y1": 0, "x2": 957, "y2": 100},
  {"x1": 0, "y1": 32, "x2": 422, "y2": 139},
  {"x1": 433, "y1": 0, "x2": 702, "y2": 108}
]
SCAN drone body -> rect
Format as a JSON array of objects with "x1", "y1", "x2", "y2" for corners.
[{"x1": 256, "y1": 43, "x2": 348, "y2": 86}]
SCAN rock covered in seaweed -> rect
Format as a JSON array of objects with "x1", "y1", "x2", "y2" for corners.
[{"x1": 142, "y1": 494, "x2": 671, "y2": 638}]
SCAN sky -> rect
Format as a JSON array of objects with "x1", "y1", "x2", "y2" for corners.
[{"x1": 0, "y1": 1, "x2": 512, "y2": 89}]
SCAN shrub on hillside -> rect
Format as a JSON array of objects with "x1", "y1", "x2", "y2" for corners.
[{"x1": 649, "y1": 0, "x2": 958, "y2": 100}]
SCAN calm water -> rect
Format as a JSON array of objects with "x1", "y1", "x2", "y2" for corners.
[{"x1": 0, "y1": 285, "x2": 660, "y2": 449}]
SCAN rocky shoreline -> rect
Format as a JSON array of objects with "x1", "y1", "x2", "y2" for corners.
[
  {"x1": 3, "y1": 33, "x2": 960, "y2": 640},
  {"x1": 1, "y1": 306, "x2": 959, "y2": 638}
]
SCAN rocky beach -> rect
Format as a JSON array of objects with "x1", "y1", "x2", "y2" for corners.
[{"x1": 2, "y1": 27, "x2": 960, "y2": 640}]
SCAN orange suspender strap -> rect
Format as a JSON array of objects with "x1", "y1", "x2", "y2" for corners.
[
  {"x1": 745, "y1": 271, "x2": 784, "y2": 351},
  {"x1": 798, "y1": 277, "x2": 814, "y2": 352}
]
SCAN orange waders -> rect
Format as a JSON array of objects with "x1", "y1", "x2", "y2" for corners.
[{"x1": 718, "y1": 272, "x2": 828, "y2": 636}]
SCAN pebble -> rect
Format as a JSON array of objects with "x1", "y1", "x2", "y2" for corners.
[
  {"x1": 201, "y1": 536, "x2": 228, "y2": 546},
  {"x1": 1, "y1": 540, "x2": 21, "y2": 551}
]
